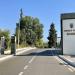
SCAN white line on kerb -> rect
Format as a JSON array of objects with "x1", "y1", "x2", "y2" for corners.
[
  {"x1": 29, "y1": 56, "x2": 36, "y2": 63},
  {"x1": 68, "y1": 68, "x2": 74, "y2": 72},
  {"x1": 54, "y1": 56, "x2": 75, "y2": 72},
  {"x1": 19, "y1": 72, "x2": 23, "y2": 75},
  {"x1": 68, "y1": 65, "x2": 75, "y2": 71},
  {"x1": 54, "y1": 56, "x2": 65, "y2": 64},
  {"x1": 24, "y1": 65, "x2": 28, "y2": 70}
]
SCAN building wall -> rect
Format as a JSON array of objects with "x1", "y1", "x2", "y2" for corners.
[{"x1": 63, "y1": 19, "x2": 75, "y2": 55}]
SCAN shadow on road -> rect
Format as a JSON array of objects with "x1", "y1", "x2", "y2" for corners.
[{"x1": 16, "y1": 50, "x2": 62, "y2": 56}]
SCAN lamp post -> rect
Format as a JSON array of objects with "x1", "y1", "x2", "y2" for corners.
[
  {"x1": 17, "y1": 8, "x2": 23, "y2": 48},
  {"x1": 17, "y1": 23, "x2": 20, "y2": 48}
]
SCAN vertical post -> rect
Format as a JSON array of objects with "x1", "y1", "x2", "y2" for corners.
[
  {"x1": 17, "y1": 8, "x2": 23, "y2": 48},
  {"x1": 1, "y1": 36, "x2": 5, "y2": 54},
  {"x1": 17, "y1": 23, "x2": 20, "y2": 48},
  {"x1": 11, "y1": 36, "x2": 16, "y2": 55}
]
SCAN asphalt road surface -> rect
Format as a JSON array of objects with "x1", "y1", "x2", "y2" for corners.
[{"x1": 0, "y1": 48, "x2": 75, "y2": 75}]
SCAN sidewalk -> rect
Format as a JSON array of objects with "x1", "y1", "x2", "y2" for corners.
[
  {"x1": 0, "y1": 47, "x2": 36, "y2": 61},
  {"x1": 59, "y1": 55, "x2": 75, "y2": 67}
]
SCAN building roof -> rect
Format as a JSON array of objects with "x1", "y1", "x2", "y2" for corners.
[{"x1": 61, "y1": 13, "x2": 75, "y2": 20}]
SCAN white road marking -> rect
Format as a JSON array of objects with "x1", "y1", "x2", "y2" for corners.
[
  {"x1": 17, "y1": 48, "x2": 32, "y2": 55},
  {"x1": 64, "y1": 64, "x2": 67, "y2": 66},
  {"x1": 52, "y1": 50, "x2": 66, "y2": 65},
  {"x1": 68, "y1": 68, "x2": 74, "y2": 72},
  {"x1": 68, "y1": 65, "x2": 75, "y2": 71},
  {"x1": 54, "y1": 56, "x2": 68, "y2": 66},
  {"x1": 19, "y1": 72, "x2": 23, "y2": 75},
  {"x1": 29, "y1": 56, "x2": 36, "y2": 63},
  {"x1": 63, "y1": 62, "x2": 68, "y2": 67},
  {"x1": 0, "y1": 55, "x2": 12, "y2": 61},
  {"x1": 0, "y1": 48, "x2": 36, "y2": 62},
  {"x1": 24, "y1": 65, "x2": 28, "y2": 70},
  {"x1": 55, "y1": 56, "x2": 75, "y2": 72},
  {"x1": 54, "y1": 56, "x2": 64, "y2": 63},
  {"x1": 64, "y1": 58, "x2": 74, "y2": 63}
]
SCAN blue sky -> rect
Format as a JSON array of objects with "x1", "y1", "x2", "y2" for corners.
[{"x1": 0, "y1": 0, "x2": 75, "y2": 41}]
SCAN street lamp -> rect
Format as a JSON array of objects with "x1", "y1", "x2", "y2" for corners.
[
  {"x1": 17, "y1": 22, "x2": 20, "y2": 48},
  {"x1": 17, "y1": 8, "x2": 23, "y2": 48}
]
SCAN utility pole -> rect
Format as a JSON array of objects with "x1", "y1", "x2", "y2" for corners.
[
  {"x1": 17, "y1": 8, "x2": 23, "y2": 48},
  {"x1": 20, "y1": 8, "x2": 23, "y2": 20},
  {"x1": 17, "y1": 23, "x2": 20, "y2": 48}
]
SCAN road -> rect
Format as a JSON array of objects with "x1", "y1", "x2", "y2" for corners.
[{"x1": 0, "y1": 48, "x2": 75, "y2": 75}]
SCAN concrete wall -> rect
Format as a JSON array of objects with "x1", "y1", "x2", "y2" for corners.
[{"x1": 63, "y1": 19, "x2": 75, "y2": 55}]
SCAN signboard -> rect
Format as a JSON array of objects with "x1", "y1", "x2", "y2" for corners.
[{"x1": 61, "y1": 13, "x2": 75, "y2": 55}]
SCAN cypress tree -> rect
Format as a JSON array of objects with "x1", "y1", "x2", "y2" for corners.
[{"x1": 47, "y1": 23, "x2": 57, "y2": 48}]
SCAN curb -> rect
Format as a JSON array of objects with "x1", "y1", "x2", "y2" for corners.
[
  {"x1": 58, "y1": 55, "x2": 75, "y2": 67},
  {"x1": 0, "y1": 47, "x2": 36, "y2": 62},
  {"x1": 4, "y1": 47, "x2": 36, "y2": 54}
]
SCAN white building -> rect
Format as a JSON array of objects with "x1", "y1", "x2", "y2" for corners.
[{"x1": 61, "y1": 13, "x2": 75, "y2": 55}]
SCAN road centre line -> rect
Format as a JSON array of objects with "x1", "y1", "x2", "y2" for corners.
[
  {"x1": 29, "y1": 56, "x2": 36, "y2": 63},
  {"x1": 19, "y1": 72, "x2": 24, "y2": 75},
  {"x1": 24, "y1": 65, "x2": 28, "y2": 70}
]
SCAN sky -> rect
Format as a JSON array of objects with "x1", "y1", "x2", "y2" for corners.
[{"x1": 0, "y1": 0, "x2": 75, "y2": 42}]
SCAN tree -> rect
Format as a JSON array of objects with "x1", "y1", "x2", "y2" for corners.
[
  {"x1": 16, "y1": 13, "x2": 44, "y2": 47},
  {"x1": 32, "y1": 18, "x2": 43, "y2": 46},
  {"x1": 15, "y1": 9, "x2": 44, "y2": 47},
  {"x1": 47, "y1": 23, "x2": 57, "y2": 48},
  {"x1": 20, "y1": 16, "x2": 33, "y2": 45},
  {"x1": 43, "y1": 42, "x2": 48, "y2": 48}
]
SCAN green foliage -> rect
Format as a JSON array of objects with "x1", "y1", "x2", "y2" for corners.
[
  {"x1": 35, "y1": 39, "x2": 44, "y2": 48},
  {"x1": 43, "y1": 42, "x2": 48, "y2": 48},
  {"x1": 16, "y1": 15, "x2": 43, "y2": 48},
  {"x1": 47, "y1": 23, "x2": 57, "y2": 48},
  {"x1": 0, "y1": 29, "x2": 10, "y2": 49},
  {"x1": 57, "y1": 43, "x2": 61, "y2": 48}
]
